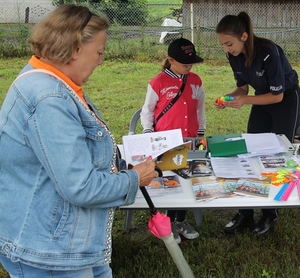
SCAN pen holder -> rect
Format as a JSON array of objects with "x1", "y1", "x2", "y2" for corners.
[{"x1": 183, "y1": 137, "x2": 208, "y2": 160}]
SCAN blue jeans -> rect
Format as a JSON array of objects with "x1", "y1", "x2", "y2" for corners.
[{"x1": 0, "y1": 254, "x2": 112, "y2": 278}]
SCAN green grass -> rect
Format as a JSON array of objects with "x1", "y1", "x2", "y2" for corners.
[{"x1": 1, "y1": 56, "x2": 300, "y2": 278}]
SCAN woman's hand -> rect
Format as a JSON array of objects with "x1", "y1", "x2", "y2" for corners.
[
  {"x1": 215, "y1": 86, "x2": 248, "y2": 109},
  {"x1": 214, "y1": 99, "x2": 226, "y2": 109},
  {"x1": 132, "y1": 159, "x2": 157, "y2": 187},
  {"x1": 222, "y1": 95, "x2": 246, "y2": 109}
]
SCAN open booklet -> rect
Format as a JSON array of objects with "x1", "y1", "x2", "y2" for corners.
[{"x1": 122, "y1": 129, "x2": 191, "y2": 171}]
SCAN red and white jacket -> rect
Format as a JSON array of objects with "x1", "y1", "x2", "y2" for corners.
[{"x1": 140, "y1": 69, "x2": 206, "y2": 137}]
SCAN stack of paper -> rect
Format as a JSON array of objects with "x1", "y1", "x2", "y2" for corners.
[
  {"x1": 238, "y1": 133, "x2": 286, "y2": 158},
  {"x1": 210, "y1": 156, "x2": 261, "y2": 179}
]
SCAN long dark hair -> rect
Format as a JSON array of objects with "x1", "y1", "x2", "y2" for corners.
[{"x1": 216, "y1": 11, "x2": 270, "y2": 66}]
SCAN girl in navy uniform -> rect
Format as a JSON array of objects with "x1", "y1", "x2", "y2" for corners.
[{"x1": 215, "y1": 11, "x2": 300, "y2": 237}]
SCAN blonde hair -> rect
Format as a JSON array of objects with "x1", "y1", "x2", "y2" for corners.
[{"x1": 29, "y1": 4, "x2": 110, "y2": 64}]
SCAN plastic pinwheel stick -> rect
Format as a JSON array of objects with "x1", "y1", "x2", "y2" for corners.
[
  {"x1": 280, "y1": 180, "x2": 297, "y2": 201},
  {"x1": 274, "y1": 182, "x2": 290, "y2": 201},
  {"x1": 295, "y1": 170, "x2": 300, "y2": 199},
  {"x1": 141, "y1": 166, "x2": 195, "y2": 278},
  {"x1": 140, "y1": 166, "x2": 162, "y2": 215},
  {"x1": 297, "y1": 179, "x2": 300, "y2": 200}
]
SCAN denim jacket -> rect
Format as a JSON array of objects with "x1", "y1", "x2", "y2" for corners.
[{"x1": 0, "y1": 64, "x2": 139, "y2": 270}]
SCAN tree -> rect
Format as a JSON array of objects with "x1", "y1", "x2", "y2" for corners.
[
  {"x1": 52, "y1": 0, "x2": 148, "y2": 26},
  {"x1": 54, "y1": 0, "x2": 144, "y2": 4}
]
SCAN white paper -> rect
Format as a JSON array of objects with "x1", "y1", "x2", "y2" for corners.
[
  {"x1": 210, "y1": 156, "x2": 261, "y2": 179},
  {"x1": 122, "y1": 129, "x2": 185, "y2": 166},
  {"x1": 238, "y1": 133, "x2": 286, "y2": 158}
]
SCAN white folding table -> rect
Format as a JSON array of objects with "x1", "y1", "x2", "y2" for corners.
[
  {"x1": 120, "y1": 169, "x2": 300, "y2": 232},
  {"x1": 119, "y1": 140, "x2": 300, "y2": 232}
]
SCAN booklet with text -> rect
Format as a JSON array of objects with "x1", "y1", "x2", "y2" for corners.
[
  {"x1": 122, "y1": 129, "x2": 191, "y2": 171},
  {"x1": 210, "y1": 156, "x2": 261, "y2": 179}
]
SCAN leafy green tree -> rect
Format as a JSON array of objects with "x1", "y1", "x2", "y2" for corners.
[
  {"x1": 52, "y1": 0, "x2": 148, "y2": 26},
  {"x1": 54, "y1": 0, "x2": 146, "y2": 4},
  {"x1": 99, "y1": 0, "x2": 147, "y2": 26}
]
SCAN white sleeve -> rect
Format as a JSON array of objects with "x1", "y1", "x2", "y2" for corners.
[
  {"x1": 140, "y1": 84, "x2": 159, "y2": 133},
  {"x1": 197, "y1": 84, "x2": 206, "y2": 135}
]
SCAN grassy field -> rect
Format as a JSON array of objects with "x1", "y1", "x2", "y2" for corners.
[{"x1": 1, "y1": 56, "x2": 300, "y2": 278}]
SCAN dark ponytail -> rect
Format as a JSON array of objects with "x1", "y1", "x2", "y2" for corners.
[{"x1": 216, "y1": 11, "x2": 256, "y2": 66}]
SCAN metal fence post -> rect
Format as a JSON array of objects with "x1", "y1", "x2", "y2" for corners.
[{"x1": 190, "y1": 3, "x2": 194, "y2": 43}]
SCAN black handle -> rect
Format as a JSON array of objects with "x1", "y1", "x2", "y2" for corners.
[
  {"x1": 140, "y1": 186, "x2": 157, "y2": 215},
  {"x1": 139, "y1": 166, "x2": 163, "y2": 215}
]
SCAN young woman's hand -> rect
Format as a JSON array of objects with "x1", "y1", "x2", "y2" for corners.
[
  {"x1": 214, "y1": 99, "x2": 226, "y2": 109},
  {"x1": 222, "y1": 95, "x2": 246, "y2": 109}
]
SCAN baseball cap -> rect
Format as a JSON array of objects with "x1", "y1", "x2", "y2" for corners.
[{"x1": 168, "y1": 38, "x2": 204, "y2": 64}]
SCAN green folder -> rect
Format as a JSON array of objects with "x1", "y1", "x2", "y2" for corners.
[{"x1": 206, "y1": 134, "x2": 248, "y2": 157}]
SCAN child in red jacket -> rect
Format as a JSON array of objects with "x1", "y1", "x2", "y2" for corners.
[{"x1": 141, "y1": 38, "x2": 206, "y2": 243}]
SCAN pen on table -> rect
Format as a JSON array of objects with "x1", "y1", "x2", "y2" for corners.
[{"x1": 225, "y1": 137, "x2": 242, "y2": 142}]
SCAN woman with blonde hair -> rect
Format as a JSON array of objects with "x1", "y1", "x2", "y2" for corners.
[{"x1": 0, "y1": 4, "x2": 156, "y2": 277}]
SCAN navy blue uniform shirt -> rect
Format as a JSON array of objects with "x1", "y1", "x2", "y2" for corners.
[{"x1": 227, "y1": 41, "x2": 298, "y2": 95}]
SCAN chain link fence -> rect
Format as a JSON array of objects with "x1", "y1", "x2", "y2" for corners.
[{"x1": 0, "y1": 1, "x2": 299, "y2": 59}]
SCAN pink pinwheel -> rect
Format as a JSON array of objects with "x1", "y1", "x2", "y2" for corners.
[
  {"x1": 139, "y1": 167, "x2": 195, "y2": 278},
  {"x1": 148, "y1": 212, "x2": 171, "y2": 238}
]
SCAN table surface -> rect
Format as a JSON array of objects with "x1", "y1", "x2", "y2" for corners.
[
  {"x1": 118, "y1": 144, "x2": 300, "y2": 210},
  {"x1": 121, "y1": 170, "x2": 300, "y2": 210}
]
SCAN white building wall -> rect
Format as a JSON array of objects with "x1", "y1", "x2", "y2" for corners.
[{"x1": 0, "y1": 1, "x2": 55, "y2": 23}]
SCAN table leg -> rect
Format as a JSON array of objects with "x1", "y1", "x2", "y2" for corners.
[
  {"x1": 194, "y1": 209, "x2": 203, "y2": 228},
  {"x1": 125, "y1": 210, "x2": 133, "y2": 233}
]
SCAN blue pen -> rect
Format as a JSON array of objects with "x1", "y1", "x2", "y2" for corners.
[
  {"x1": 274, "y1": 182, "x2": 289, "y2": 201},
  {"x1": 225, "y1": 137, "x2": 242, "y2": 142}
]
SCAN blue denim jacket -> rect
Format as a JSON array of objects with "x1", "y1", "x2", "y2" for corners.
[{"x1": 0, "y1": 64, "x2": 139, "y2": 269}]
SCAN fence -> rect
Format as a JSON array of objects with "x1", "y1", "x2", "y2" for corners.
[{"x1": 0, "y1": 1, "x2": 299, "y2": 59}]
